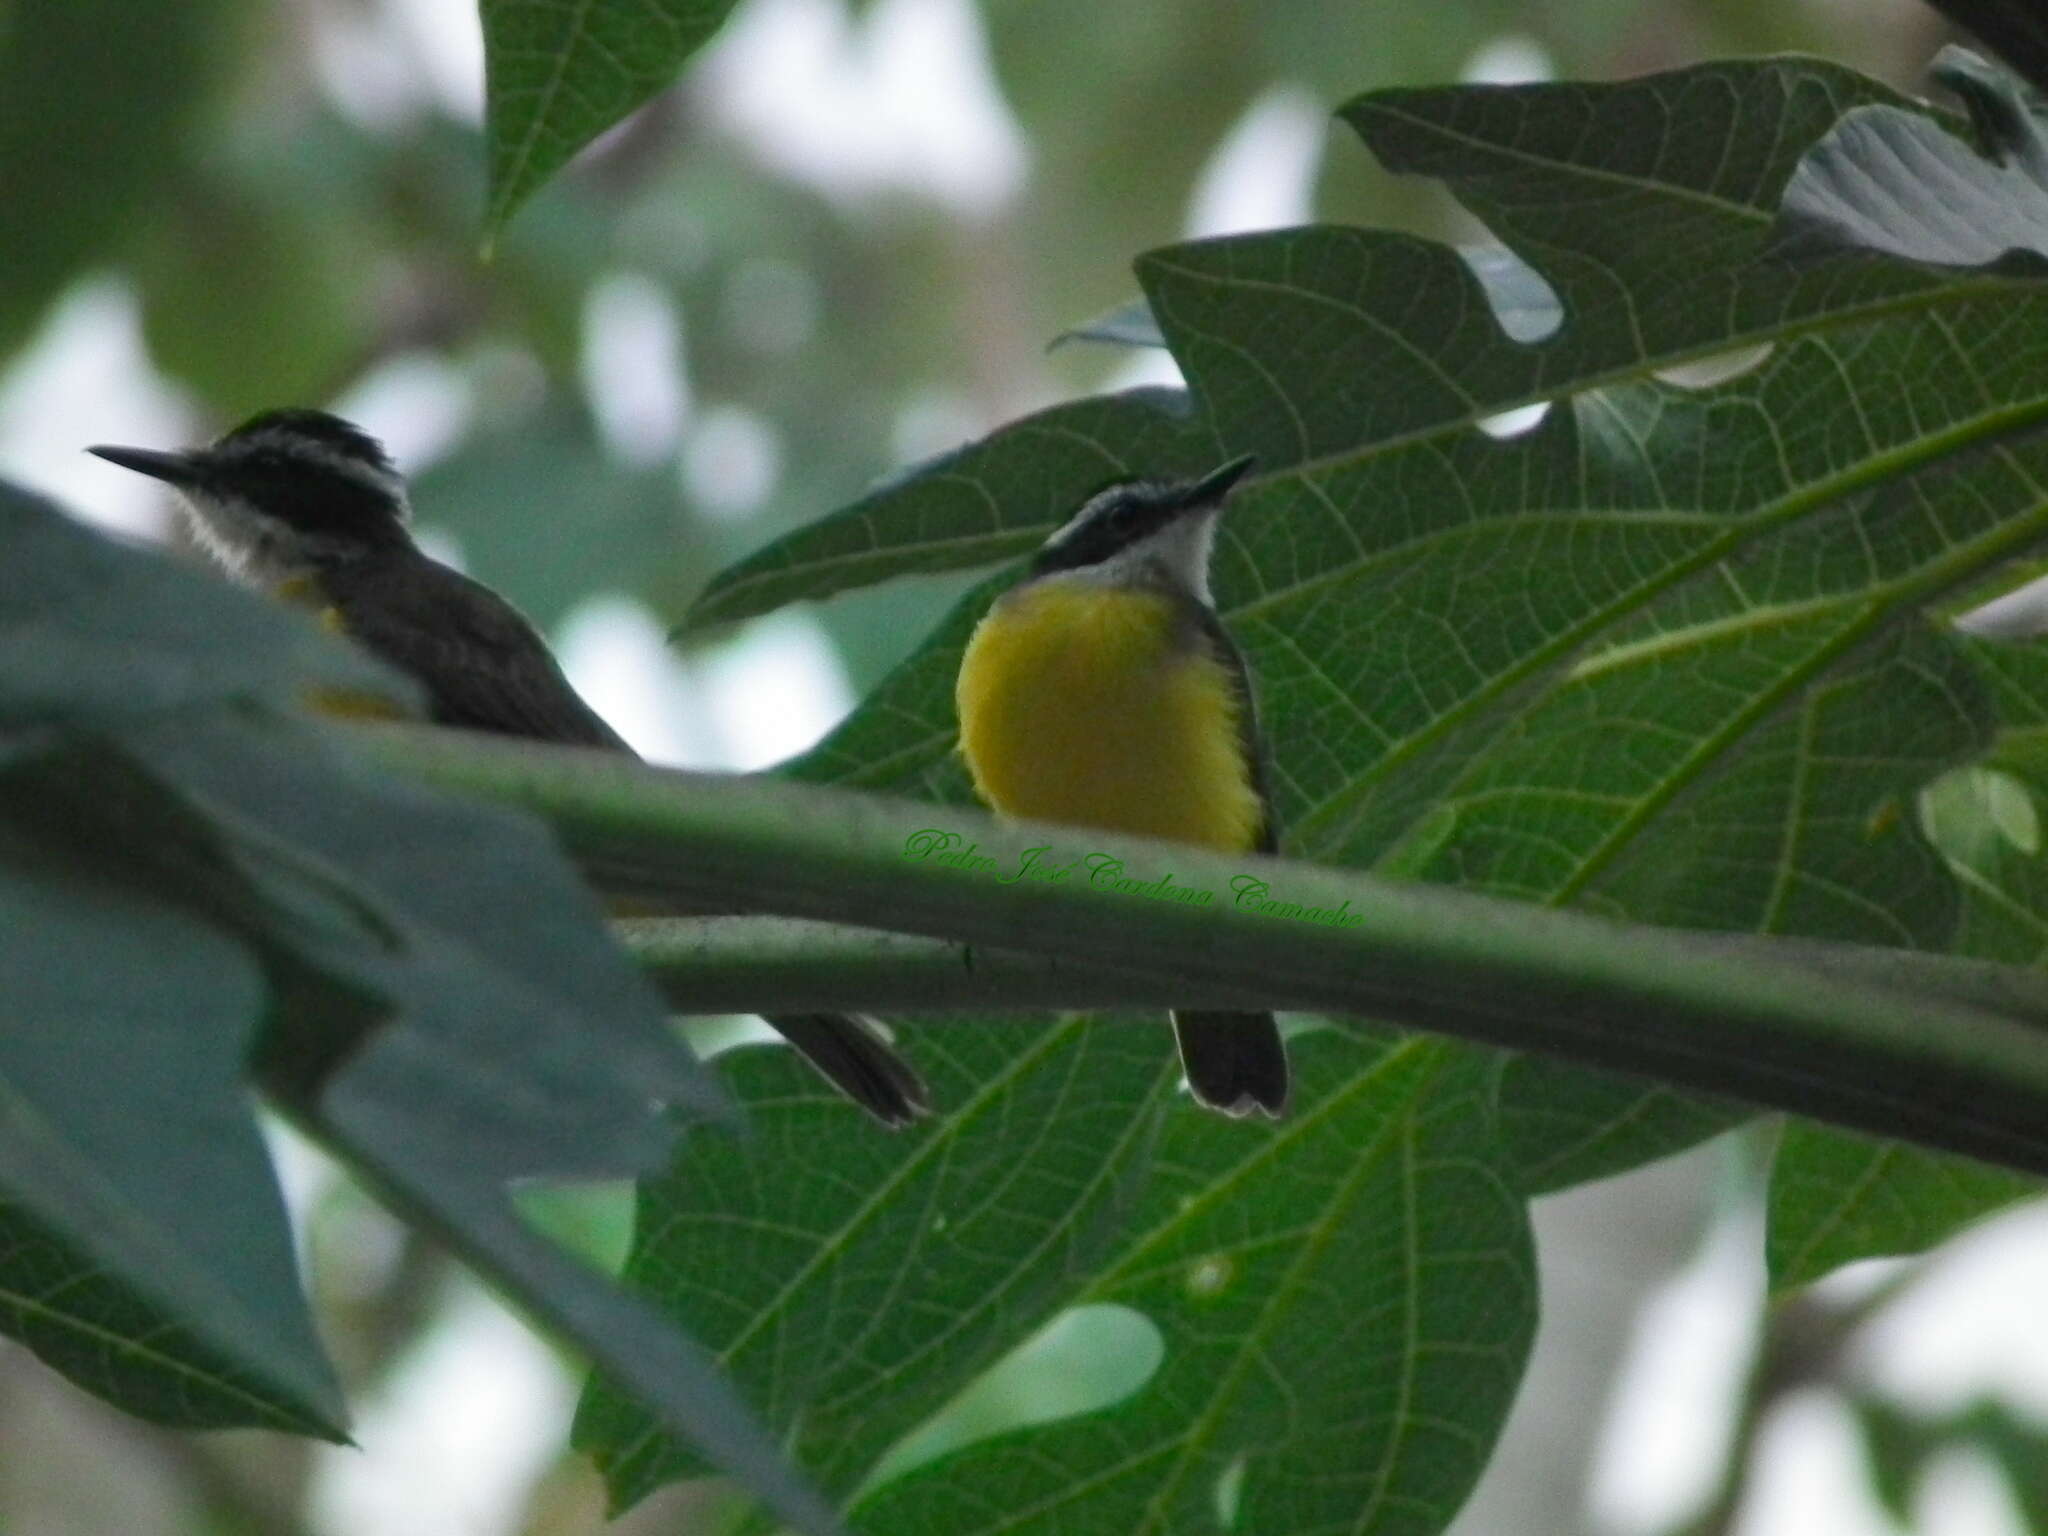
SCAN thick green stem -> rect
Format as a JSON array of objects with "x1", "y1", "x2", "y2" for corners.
[
  {"x1": 351, "y1": 723, "x2": 2048, "y2": 1175},
  {"x1": 622, "y1": 916, "x2": 2048, "y2": 1023}
]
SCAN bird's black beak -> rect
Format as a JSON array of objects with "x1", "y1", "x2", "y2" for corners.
[
  {"x1": 1176, "y1": 453, "x2": 1257, "y2": 509},
  {"x1": 87, "y1": 444, "x2": 206, "y2": 487}
]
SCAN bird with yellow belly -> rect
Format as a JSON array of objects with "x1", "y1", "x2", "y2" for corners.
[{"x1": 955, "y1": 455, "x2": 1288, "y2": 1116}]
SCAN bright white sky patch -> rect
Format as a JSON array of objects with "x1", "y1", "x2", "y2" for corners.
[
  {"x1": 1184, "y1": 84, "x2": 1325, "y2": 240},
  {"x1": 1736, "y1": 1392, "x2": 1899, "y2": 1536},
  {"x1": 1588, "y1": 1197, "x2": 1761, "y2": 1533},
  {"x1": 554, "y1": 594, "x2": 855, "y2": 770},
  {"x1": 1478, "y1": 402, "x2": 1550, "y2": 439},
  {"x1": 1460, "y1": 33, "x2": 1556, "y2": 85},
  {"x1": 698, "y1": 0, "x2": 1027, "y2": 218},
  {"x1": 309, "y1": 1280, "x2": 571, "y2": 1536},
  {"x1": 1093, "y1": 83, "x2": 1326, "y2": 396},
  {"x1": 333, "y1": 350, "x2": 475, "y2": 474},
  {"x1": 305, "y1": 0, "x2": 424, "y2": 130},
  {"x1": 683, "y1": 403, "x2": 782, "y2": 520},
  {"x1": 695, "y1": 607, "x2": 857, "y2": 770},
  {"x1": 1855, "y1": 1200, "x2": 2048, "y2": 1421},
  {"x1": 892, "y1": 386, "x2": 984, "y2": 465},
  {"x1": 1912, "y1": 1449, "x2": 2029, "y2": 1536},
  {"x1": 555, "y1": 594, "x2": 704, "y2": 763},
  {"x1": 0, "y1": 276, "x2": 193, "y2": 539},
  {"x1": 1957, "y1": 573, "x2": 2048, "y2": 639},
  {"x1": 581, "y1": 272, "x2": 690, "y2": 466},
  {"x1": 382, "y1": 0, "x2": 485, "y2": 123}
]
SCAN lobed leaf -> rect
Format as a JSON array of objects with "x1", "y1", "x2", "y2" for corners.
[
  {"x1": 0, "y1": 478, "x2": 843, "y2": 1531},
  {"x1": 0, "y1": 832, "x2": 345, "y2": 1438},
  {"x1": 1767, "y1": 1123, "x2": 2036, "y2": 1292},
  {"x1": 612, "y1": 54, "x2": 2048, "y2": 1533}
]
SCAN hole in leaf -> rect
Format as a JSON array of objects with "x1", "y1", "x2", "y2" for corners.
[
  {"x1": 1652, "y1": 341, "x2": 1774, "y2": 390},
  {"x1": 509, "y1": 1180, "x2": 637, "y2": 1276},
  {"x1": 1956, "y1": 569, "x2": 2048, "y2": 639},
  {"x1": 1215, "y1": 1453, "x2": 1248, "y2": 1528},
  {"x1": 1456, "y1": 243, "x2": 1561, "y2": 343},
  {"x1": 1919, "y1": 765, "x2": 2040, "y2": 871},
  {"x1": 1478, "y1": 401, "x2": 1550, "y2": 439},
  {"x1": 864, "y1": 1304, "x2": 1165, "y2": 1491},
  {"x1": 1185, "y1": 1252, "x2": 1237, "y2": 1301}
]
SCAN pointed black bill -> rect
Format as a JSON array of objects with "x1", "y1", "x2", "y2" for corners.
[
  {"x1": 88, "y1": 444, "x2": 204, "y2": 486},
  {"x1": 1175, "y1": 452, "x2": 1257, "y2": 509}
]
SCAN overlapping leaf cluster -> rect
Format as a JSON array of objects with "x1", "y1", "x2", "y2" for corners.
[
  {"x1": 0, "y1": 483, "x2": 843, "y2": 1536},
  {"x1": 580, "y1": 56, "x2": 2048, "y2": 1534}
]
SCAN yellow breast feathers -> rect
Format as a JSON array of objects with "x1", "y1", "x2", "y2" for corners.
[
  {"x1": 955, "y1": 580, "x2": 1263, "y2": 851},
  {"x1": 271, "y1": 573, "x2": 407, "y2": 721}
]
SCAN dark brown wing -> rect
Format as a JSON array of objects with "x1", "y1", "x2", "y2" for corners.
[
  {"x1": 323, "y1": 550, "x2": 633, "y2": 752},
  {"x1": 1171, "y1": 602, "x2": 1287, "y2": 1116},
  {"x1": 326, "y1": 547, "x2": 932, "y2": 1124}
]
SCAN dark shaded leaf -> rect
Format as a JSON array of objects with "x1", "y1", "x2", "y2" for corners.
[
  {"x1": 686, "y1": 388, "x2": 1199, "y2": 631},
  {"x1": 0, "y1": 825, "x2": 344, "y2": 1437},
  {"x1": 1767, "y1": 1123, "x2": 2036, "y2": 1292},
  {"x1": 576, "y1": 1019, "x2": 1173, "y2": 1506},
  {"x1": 580, "y1": 1030, "x2": 1534, "y2": 1536},
  {"x1": 748, "y1": 60, "x2": 2043, "y2": 1199},
  {"x1": 635, "y1": 56, "x2": 2048, "y2": 1533},
  {"x1": 0, "y1": 476, "x2": 402, "y2": 741},
  {"x1": 1, "y1": 475, "x2": 838, "y2": 1527},
  {"x1": 1923, "y1": 0, "x2": 2048, "y2": 99},
  {"x1": 0, "y1": 0, "x2": 231, "y2": 360},
  {"x1": 1048, "y1": 246, "x2": 1559, "y2": 355},
  {"x1": 851, "y1": 1041, "x2": 1532, "y2": 1536}
]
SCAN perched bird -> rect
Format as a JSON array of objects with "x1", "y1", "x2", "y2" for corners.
[
  {"x1": 91, "y1": 407, "x2": 929, "y2": 1126},
  {"x1": 954, "y1": 455, "x2": 1287, "y2": 1116}
]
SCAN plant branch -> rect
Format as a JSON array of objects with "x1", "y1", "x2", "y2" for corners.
[
  {"x1": 350, "y1": 722, "x2": 2048, "y2": 1175},
  {"x1": 621, "y1": 915, "x2": 2048, "y2": 1024}
]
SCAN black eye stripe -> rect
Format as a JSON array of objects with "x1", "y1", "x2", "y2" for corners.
[{"x1": 223, "y1": 462, "x2": 397, "y2": 539}]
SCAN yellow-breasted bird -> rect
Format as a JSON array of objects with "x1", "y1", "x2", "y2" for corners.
[
  {"x1": 954, "y1": 455, "x2": 1287, "y2": 1116},
  {"x1": 91, "y1": 407, "x2": 929, "y2": 1126}
]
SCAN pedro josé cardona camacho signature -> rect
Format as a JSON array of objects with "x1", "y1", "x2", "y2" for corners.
[{"x1": 901, "y1": 827, "x2": 1365, "y2": 929}]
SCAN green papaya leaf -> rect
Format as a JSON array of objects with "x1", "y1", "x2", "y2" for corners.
[
  {"x1": 0, "y1": 476, "x2": 842, "y2": 1532},
  {"x1": 600, "y1": 54, "x2": 2048, "y2": 1535},
  {"x1": 723, "y1": 59, "x2": 2046, "y2": 1191},
  {"x1": 480, "y1": 0, "x2": 744, "y2": 241},
  {"x1": 577, "y1": 1019, "x2": 1176, "y2": 1505},
  {"x1": 0, "y1": 0, "x2": 230, "y2": 361},
  {"x1": 582, "y1": 1030, "x2": 1533, "y2": 1536},
  {"x1": 0, "y1": 834, "x2": 345, "y2": 1438},
  {"x1": 1767, "y1": 1123, "x2": 2037, "y2": 1292}
]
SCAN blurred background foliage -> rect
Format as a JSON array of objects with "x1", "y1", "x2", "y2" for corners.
[{"x1": 7, "y1": 0, "x2": 2046, "y2": 1533}]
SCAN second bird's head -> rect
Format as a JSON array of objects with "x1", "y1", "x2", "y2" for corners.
[
  {"x1": 90, "y1": 408, "x2": 409, "y2": 582},
  {"x1": 1031, "y1": 453, "x2": 1256, "y2": 601}
]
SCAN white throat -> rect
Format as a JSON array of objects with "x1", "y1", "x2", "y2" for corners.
[
  {"x1": 1090, "y1": 505, "x2": 1222, "y2": 604},
  {"x1": 176, "y1": 490, "x2": 321, "y2": 587}
]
